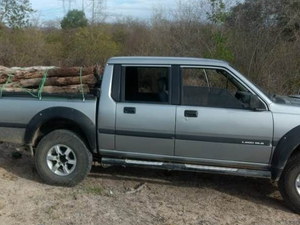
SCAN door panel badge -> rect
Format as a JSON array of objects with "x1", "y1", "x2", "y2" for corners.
[{"x1": 242, "y1": 141, "x2": 265, "y2": 146}]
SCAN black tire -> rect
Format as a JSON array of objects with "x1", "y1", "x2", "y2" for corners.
[
  {"x1": 278, "y1": 152, "x2": 300, "y2": 214},
  {"x1": 35, "y1": 129, "x2": 92, "y2": 187}
]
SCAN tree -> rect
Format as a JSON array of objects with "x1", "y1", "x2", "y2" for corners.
[
  {"x1": 226, "y1": 0, "x2": 277, "y2": 32},
  {"x1": 63, "y1": 25, "x2": 120, "y2": 65},
  {"x1": 90, "y1": 0, "x2": 106, "y2": 24},
  {"x1": 226, "y1": 0, "x2": 300, "y2": 38},
  {"x1": 274, "y1": 0, "x2": 300, "y2": 41},
  {"x1": 0, "y1": 0, "x2": 34, "y2": 28},
  {"x1": 205, "y1": 0, "x2": 234, "y2": 62},
  {"x1": 207, "y1": 0, "x2": 229, "y2": 24},
  {"x1": 61, "y1": 10, "x2": 88, "y2": 29}
]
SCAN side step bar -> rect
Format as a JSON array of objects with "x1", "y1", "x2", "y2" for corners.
[{"x1": 101, "y1": 157, "x2": 271, "y2": 179}]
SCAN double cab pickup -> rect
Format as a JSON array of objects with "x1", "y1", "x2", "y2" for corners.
[{"x1": 1, "y1": 57, "x2": 300, "y2": 213}]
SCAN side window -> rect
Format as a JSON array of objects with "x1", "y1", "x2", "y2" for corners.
[
  {"x1": 182, "y1": 68, "x2": 249, "y2": 109},
  {"x1": 206, "y1": 69, "x2": 238, "y2": 96},
  {"x1": 183, "y1": 68, "x2": 207, "y2": 87},
  {"x1": 123, "y1": 67, "x2": 170, "y2": 103}
]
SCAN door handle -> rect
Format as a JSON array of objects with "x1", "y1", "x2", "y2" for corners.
[
  {"x1": 124, "y1": 107, "x2": 136, "y2": 114},
  {"x1": 184, "y1": 110, "x2": 198, "y2": 118}
]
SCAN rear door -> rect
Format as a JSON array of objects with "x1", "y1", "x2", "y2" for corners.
[
  {"x1": 175, "y1": 66, "x2": 273, "y2": 166},
  {"x1": 115, "y1": 65, "x2": 176, "y2": 156}
]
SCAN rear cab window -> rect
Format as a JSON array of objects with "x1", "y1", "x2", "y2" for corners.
[{"x1": 122, "y1": 66, "x2": 171, "y2": 104}]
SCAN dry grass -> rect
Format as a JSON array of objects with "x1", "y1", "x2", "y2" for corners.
[{"x1": 0, "y1": 144, "x2": 299, "y2": 225}]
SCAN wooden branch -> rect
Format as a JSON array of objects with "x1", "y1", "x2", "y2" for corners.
[
  {"x1": 126, "y1": 183, "x2": 147, "y2": 194},
  {"x1": 18, "y1": 74, "x2": 98, "y2": 88},
  {"x1": 7, "y1": 66, "x2": 95, "y2": 80},
  {"x1": 2, "y1": 84, "x2": 90, "y2": 94},
  {"x1": 42, "y1": 85, "x2": 90, "y2": 94},
  {"x1": 48, "y1": 67, "x2": 95, "y2": 77},
  {"x1": 10, "y1": 66, "x2": 57, "y2": 72},
  {"x1": 0, "y1": 66, "x2": 102, "y2": 96}
]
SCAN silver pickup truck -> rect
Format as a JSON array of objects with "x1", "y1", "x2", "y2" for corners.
[{"x1": 1, "y1": 57, "x2": 300, "y2": 213}]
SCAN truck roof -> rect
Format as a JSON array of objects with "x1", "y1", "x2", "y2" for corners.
[{"x1": 107, "y1": 57, "x2": 229, "y2": 67}]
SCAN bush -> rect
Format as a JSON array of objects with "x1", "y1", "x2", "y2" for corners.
[{"x1": 61, "y1": 10, "x2": 88, "y2": 29}]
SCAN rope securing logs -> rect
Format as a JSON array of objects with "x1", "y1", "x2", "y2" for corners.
[{"x1": 0, "y1": 66, "x2": 102, "y2": 100}]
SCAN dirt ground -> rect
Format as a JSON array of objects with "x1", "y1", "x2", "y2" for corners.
[{"x1": 0, "y1": 144, "x2": 299, "y2": 225}]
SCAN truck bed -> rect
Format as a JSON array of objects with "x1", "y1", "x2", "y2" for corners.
[{"x1": 0, "y1": 93, "x2": 98, "y2": 144}]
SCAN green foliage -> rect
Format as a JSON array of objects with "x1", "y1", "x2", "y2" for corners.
[
  {"x1": 0, "y1": 0, "x2": 299, "y2": 96},
  {"x1": 207, "y1": 0, "x2": 229, "y2": 24},
  {"x1": 61, "y1": 10, "x2": 88, "y2": 29},
  {"x1": 275, "y1": 0, "x2": 300, "y2": 40},
  {"x1": 43, "y1": 30, "x2": 64, "y2": 66},
  {"x1": 0, "y1": 24, "x2": 122, "y2": 67},
  {"x1": 0, "y1": 0, "x2": 34, "y2": 28},
  {"x1": 203, "y1": 32, "x2": 234, "y2": 63},
  {"x1": 0, "y1": 28, "x2": 45, "y2": 66},
  {"x1": 205, "y1": 0, "x2": 233, "y2": 62},
  {"x1": 210, "y1": 32, "x2": 234, "y2": 62},
  {"x1": 84, "y1": 186, "x2": 104, "y2": 195},
  {"x1": 61, "y1": 25, "x2": 121, "y2": 65}
]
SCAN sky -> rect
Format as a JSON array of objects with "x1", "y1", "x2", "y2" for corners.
[{"x1": 30, "y1": 0, "x2": 182, "y2": 22}]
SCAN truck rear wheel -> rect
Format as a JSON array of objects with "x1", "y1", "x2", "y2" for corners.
[
  {"x1": 35, "y1": 129, "x2": 92, "y2": 187},
  {"x1": 278, "y1": 152, "x2": 300, "y2": 214}
]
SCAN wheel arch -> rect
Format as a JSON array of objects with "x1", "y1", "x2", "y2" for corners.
[
  {"x1": 271, "y1": 125, "x2": 300, "y2": 181},
  {"x1": 24, "y1": 107, "x2": 97, "y2": 153}
]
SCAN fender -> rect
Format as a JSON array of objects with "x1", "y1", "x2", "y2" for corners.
[
  {"x1": 24, "y1": 107, "x2": 97, "y2": 153},
  {"x1": 271, "y1": 125, "x2": 300, "y2": 180}
]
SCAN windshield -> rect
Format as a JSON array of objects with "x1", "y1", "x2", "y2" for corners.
[{"x1": 228, "y1": 65, "x2": 277, "y2": 102}]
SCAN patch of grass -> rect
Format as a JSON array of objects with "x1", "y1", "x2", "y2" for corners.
[
  {"x1": 45, "y1": 205, "x2": 60, "y2": 219},
  {"x1": 84, "y1": 186, "x2": 104, "y2": 196},
  {"x1": 46, "y1": 205, "x2": 57, "y2": 215}
]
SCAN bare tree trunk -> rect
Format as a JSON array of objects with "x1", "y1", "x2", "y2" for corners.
[
  {"x1": 17, "y1": 74, "x2": 98, "y2": 88},
  {"x1": 13, "y1": 67, "x2": 95, "y2": 80},
  {"x1": 0, "y1": 67, "x2": 100, "y2": 85},
  {"x1": 2, "y1": 85, "x2": 90, "y2": 94}
]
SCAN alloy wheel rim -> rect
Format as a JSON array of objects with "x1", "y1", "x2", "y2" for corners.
[
  {"x1": 46, "y1": 144, "x2": 77, "y2": 176},
  {"x1": 296, "y1": 174, "x2": 300, "y2": 196}
]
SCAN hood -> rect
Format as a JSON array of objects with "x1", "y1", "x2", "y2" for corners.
[{"x1": 274, "y1": 95, "x2": 300, "y2": 106}]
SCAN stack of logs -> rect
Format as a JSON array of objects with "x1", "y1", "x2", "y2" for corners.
[{"x1": 0, "y1": 66, "x2": 101, "y2": 95}]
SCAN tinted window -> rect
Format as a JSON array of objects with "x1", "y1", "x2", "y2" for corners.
[
  {"x1": 207, "y1": 69, "x2": 239, "y2": 96},
  {"x1": 123, "y1": 67, "x2": 169, "y2": 103},
  {"x1": 182, "y1": 68, "x2": 248, "y2": 109}
]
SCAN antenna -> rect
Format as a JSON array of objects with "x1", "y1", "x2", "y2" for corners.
[
  {"x1": 80, "y1": 0, "x2": 105, "y2": 23},
  {"x1": 58, "y1": 0, "x2": 66, "y2": 14},
  {"x1": 68, "y1": 0, "x2": 77, "y2": 11},
  {"x1": 92, "y1": 0, "x2": 95, "y2": 22},
  {"x1": 91, "y1": 0, "x2": 105, "y2": 23}
]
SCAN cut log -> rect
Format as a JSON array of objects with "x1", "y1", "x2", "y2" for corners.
[
  {"x1": 10, "y1": 66, "x2": 57, "y2": 72},
  {"x1": 9, "y1": 67, "x2": 94, "y2": 81},
  {"x1": 0, "y1": 77, "x2": 8, "y2": 84},
  {"x1": 0, "y1": 66, "x2": 102, "y2": 84},
  {"x1": 2, "y1": 84, "x2": 90, "y2": 94},
  {"x1": 0, "y1": 74, "x2": 18, "y2": 84},
  {"x1": 17, "y1": 74, "x2": 98, "y2": 88},
  {"x1": 12, "y1": 71, "x2": 45, "y2": 80},
  {"x1": 0, "y1": 67, "x2": 56, "y2": 79},
  {"x1": 0, "y1": 71, "x2": 45, "y2": 84},
  {"x1": 48, "y1": 67, "x2": 95, "y2": 77},
  {"x1": 0, "y1": 66, "x2": 96, "y2": 81},
  {"x1": 42, "y1": 85, "x2": 90, "y2": 94},
  {"x1": 0, "y1": 66, "x2": 11, "y2": 73}
]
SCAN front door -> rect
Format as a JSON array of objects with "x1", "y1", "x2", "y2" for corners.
[
  {"x1": 115, "y1": 66, "x2": 176, "y2": 156},
  {"x1": 175, "y1": 67, "x2": 273, "y2": 165}
]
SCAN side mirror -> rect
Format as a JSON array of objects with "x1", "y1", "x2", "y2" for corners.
[{"x1": 250, "y1": 95, "x2": 260, "y2": 110}]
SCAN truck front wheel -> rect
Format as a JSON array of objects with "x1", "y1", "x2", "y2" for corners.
[
  {"x1": 35, "y1": 129, "x2": 92, "y2": 186},
  {"x1": 278, "y1": 152, "x2": 300, "y2": 214}
]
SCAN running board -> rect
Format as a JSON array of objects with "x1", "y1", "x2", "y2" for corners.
[{"x1": 101, "y1": 157, "x2": 271, "y2": 179}]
